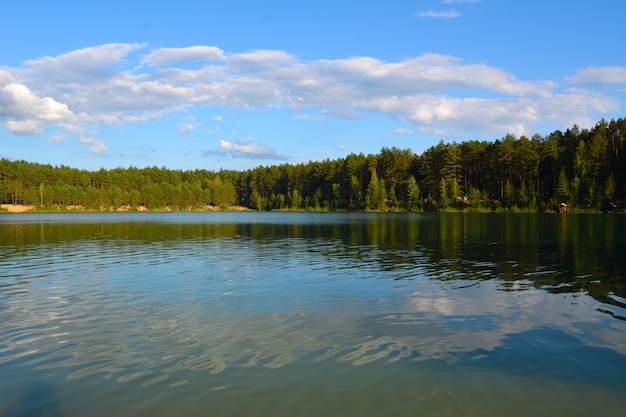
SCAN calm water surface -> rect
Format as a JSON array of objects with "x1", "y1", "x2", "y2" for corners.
[{"x1": 1, "y1": 212, "x2": 625, "y2": 416}]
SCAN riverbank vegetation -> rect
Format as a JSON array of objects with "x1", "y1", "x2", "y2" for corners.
[{"x1": 1, "y1": 117, "x2": 624, "y2": 213}]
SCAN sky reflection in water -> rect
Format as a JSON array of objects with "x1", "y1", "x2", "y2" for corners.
[{"x1": 1, "y1": 212, "x2": 625, "y2": 416}]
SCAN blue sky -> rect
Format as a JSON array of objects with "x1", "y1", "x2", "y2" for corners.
[{"x1": 1, "y1": 0, "x2": 625, "y2": 171}]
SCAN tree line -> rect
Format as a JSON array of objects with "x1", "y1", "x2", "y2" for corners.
[{"x1": 1, "y1": 117, "x2": 624, "y2": 212}]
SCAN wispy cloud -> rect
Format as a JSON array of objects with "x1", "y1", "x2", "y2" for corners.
[
  {"x1": 417, "y1": 10, "x2": 461, "y2": 19},
  {"x1": 419, "y1": 0, "x2": 480, "y2": 20},
  {"x1": 178, "y1": 122, "x2": 196, "y2": 132},
  {"x1": 293, "y1": 113, "x2": 326, "y2": 121},
  {"x1": 386, "y1": 128, "x2": 415, "y2": 137},
  {"x1": 142, "y1": 46, "x2": 224, "y2": 66},
  {"x1": 566, "y1": 66, "x2": 626, "y2": 86},
  {"x1": 78, "y1": 136, "x2": 107, "y2": 154}
]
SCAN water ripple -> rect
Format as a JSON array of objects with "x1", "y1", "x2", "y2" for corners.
[{"x1": 1, "y1": 214, "x2": 625, "y2": 417}]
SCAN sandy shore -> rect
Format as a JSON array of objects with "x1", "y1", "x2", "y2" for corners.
[
  {"x1": 1, "y1": 204, "x2": 35, "y2": 213},
  {"x1": 1, "y1": 204, "x2": 248, "y2": 213}
]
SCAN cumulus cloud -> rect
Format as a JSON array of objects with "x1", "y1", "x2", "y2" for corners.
[
  {"x1": 0, "y1": 69, "x2": 17, "y2": 85},
  {"x1": 0, "y1": 83, "x2": 74, "y2": 122},
  {"x1": 0, "y1": 81, "x2": 76, "y2": 136},
  {"x1": 5, "y1": 119, "x2": 42, "y2": 135},
  {"x1": 206, "y1": 138, "x2": 286, "y2": 160},
  {"x1": 0, "y1": 42, "x2": 621, "y2": 156}
]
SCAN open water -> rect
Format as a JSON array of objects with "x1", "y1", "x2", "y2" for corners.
[{"x1": 1, "y1": 212, "x2": 625, "y2": 416}]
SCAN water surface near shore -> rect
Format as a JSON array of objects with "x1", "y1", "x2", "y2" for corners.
[{"x1": 1, "y1": 212, "x2": 625, "y2": 416}]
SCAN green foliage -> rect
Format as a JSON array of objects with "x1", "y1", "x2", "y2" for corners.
[
  {"x1": 365, "y1": 170, "x2": 386, "y2": 211},
  {"x1": 555, "y1": 168, "x2": 569, "y2": 203},
  {"x1": 0, "y1": 117, "x2": 624, "y2": 213},
  {"x1": 406, "y1": 176, "x2": 421, "y2": 211}
]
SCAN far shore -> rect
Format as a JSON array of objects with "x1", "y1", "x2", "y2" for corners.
[
  {"x1": 0, "y1": 203, "x2": 615, "y2": 215},
  {"x1": 0, "y1": 204, "x2": 249, "y2": 213}
]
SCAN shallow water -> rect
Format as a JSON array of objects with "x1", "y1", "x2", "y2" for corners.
[{"x1": 1, "y1": 212, "x2": 625, "y2": 416}]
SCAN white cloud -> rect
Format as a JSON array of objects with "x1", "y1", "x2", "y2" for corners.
[
  {"x1": 566, "y1": 66, "x2": 626, "y2": 86},
  {"x1": 418, "y1": 125, "x2": 449, "y2": 136},
  {"x1": 533, "y1": 88, "x2": 620, "y2": 130},
  {"x1": 78, "y1": 136, "x2": 107, "y2": 154},
  {"x1": 228, "y1": 50, "x2": 295, "y2": 71},
  {"x1": 142, "y1": 46, "x2": 224, "y2": 66},
  {"x1": 0, "y1": 81, "x2": 77, "y2": 137},
  {"x1": 50, "y1": 133, "x2": 65, "y2": 142},
  {"x1": 178, "y1": 122, "x2": 196, "y2": 132},
  {"x1": 0, "y1": 69, "x2": 17, "y2": 85},
  {"x1": 207, "y1": 138, "x2": 286, "y2": 160},
  {"x1": 417, "y1": 10, "x2": 461, "y2": 19},
  {"x1": 0, "y1": 83, "x2": 74, "y2": 122},
  {"x1": 1, "y1": 43, "x2": 621, "y2": 155},
  {"x1": 5, "y1": 119, "x2": 42, "y2": 135},
  {"x1": 22, "y1": 43, "x2": 143, "y2": 85},
  {"x1": 293, "y1": 113, "x2": 326, "y2": 121},
  {"x1": 386, "y1": 128, "x2": 415, "y2": 137}
]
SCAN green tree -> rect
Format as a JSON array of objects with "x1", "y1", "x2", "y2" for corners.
[
  {"x1": 250, "y1": 190, "x2": 264, "y2": 211},
  {"x1": 290, "y1": 189, "x2": 302, "y2": 209},
  {"x1": 517, "y1": 181, "x2": 529, "y2": 209},
  {"x1": 8, "y1": 179, "x2": 23, "y2": 205},
  {"x1": 366, "y1": 170, "x2": 386, "y2": 211},
  {"x1": 555, "y1": 168, "x2": 569, "y2": 204},
  {"x1": 350, "y1": 175, "x2": 363, "y2": 210},
  {"x1": 438, "y1": 177, "x2": 449, "y2": 209},
  {"x1": 503, "y1": 179, "x2": 515, "y2": 209},
  {"x1": 129, "y1": 189, "x2": 141, "y2": 207},
  {"x1": 467, "y1": 186, "x2": 487, "y2": 211},
  {"x1": 406, "y1": 176, "x2": 421, "y2": 211}
]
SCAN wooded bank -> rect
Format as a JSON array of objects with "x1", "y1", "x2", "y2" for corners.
[{"x1": 2, "y1": 117, "x2": 624, "y2": 213}]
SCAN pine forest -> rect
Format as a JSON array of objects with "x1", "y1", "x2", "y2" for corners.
[{"x1": 1, "y1": 117, "x2": 625, "y2": 213}]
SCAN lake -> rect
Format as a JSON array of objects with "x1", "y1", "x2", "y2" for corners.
[{"x1": 1, "y1": 212, "x2": 625, "y2": 416}]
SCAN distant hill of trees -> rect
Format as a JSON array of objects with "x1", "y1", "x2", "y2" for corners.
[{"x1": 1, "y1": 117, "x2": 624, "y2": 212}]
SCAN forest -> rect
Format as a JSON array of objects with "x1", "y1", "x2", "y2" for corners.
[{"x1": 1, "y1": 117, "x2": 625, "y2": 213}]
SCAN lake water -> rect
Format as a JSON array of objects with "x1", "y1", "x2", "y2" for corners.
[{"x1": 1, "y1": 212, "x2": 625, "y2": 416}]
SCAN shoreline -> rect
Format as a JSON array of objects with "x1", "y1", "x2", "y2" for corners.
[
  {"x1": 0, "y1": 204, "x2": 616, "y2": 214},
  {"x1": 0, "y1": 204, "x2": 250, "y2": 213}
]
